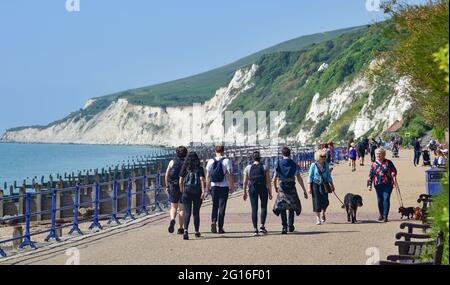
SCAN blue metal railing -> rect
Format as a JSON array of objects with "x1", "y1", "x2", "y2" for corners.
[{"x1": 0, "y1": 147, "x2": 326, "y2": 258}]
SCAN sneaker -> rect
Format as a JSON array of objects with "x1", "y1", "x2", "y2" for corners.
[
  {"x1": 195, "y1": 232, "x2": 201, "y2": 238},
  {"x1": 281, "y1": 228, "x2": 288, "y2": 235},
  {"x1": 288, "y1": 226, "x2": 295, "y2": 233},
  {"x1": 384, "y1": 217, "x2": 389, "y2": 223},
  {"x1": 378, "y1": 216, "x2": 384, "y2": 221},
  {"x1": 177, "y1": 228, "x2": 184, "y2": 235},
  {"x1": 253, "y1": 230, "x2": 259, "y2": 236},
  {"x1": 321, "y1": 215, "x2": 326, "y2": 223},
  {"x1": 218, "y1": 228, "x2": 226, "y2": 234},
  {"x1": 316, "y1": 220, "x2": 322, "y2": 225},
  {"x1": 168, "y1": 220, "x2": 175, "y2": 233},
  {"x1": 183, "y1": 231, "x2": 189, "y2": 240},
  {"x1": 259, "y1": 226, "x2": 268, "y2": 234},
  {"x1": 211, "y1": 224, "x2": 217, "y2": 234}
]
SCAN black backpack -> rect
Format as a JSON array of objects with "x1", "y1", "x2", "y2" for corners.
[
  {"x1": 249, "y1": 164, "x2": 265, "y2": 187},
  {"x1": 184, "y1": 170, "x2": 201, "y2": 194},
  {"x1": 211, "y1": 158, "x2": 226, "y2": 183},
  {"x1": 169, "y1": 157, "x2": 184, "y2": 185}
]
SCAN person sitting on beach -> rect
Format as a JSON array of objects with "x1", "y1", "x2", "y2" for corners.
[
  {"x1": 272, "y1": 147, "x2": 308, "y2": 234},
  {"x1": 165, "y1": 146, "x2": 188, "y2": 235},
  {"x1": 243, "y1": 151, "x2": 273, "y2": 236}
]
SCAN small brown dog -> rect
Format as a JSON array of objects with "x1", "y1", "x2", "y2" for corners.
[{"x1": 414, "y1": 207, "x2": 423, "y2": 220}]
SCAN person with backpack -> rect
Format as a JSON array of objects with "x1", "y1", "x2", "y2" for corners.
[
  {"x1": 165, "y1": 146, "x2": 188, "y2": 234},
  {"x1": 367, "y1": 148, "x2": 398, "y2": 223},
  {"x1": 179, "y1": 152, "x2": 206, "y2": 240},
  {"x1": 206, "y1": 145, "x2": 235, "y2": 234},
  {"x1": 272, "y1": 147, "x2": 309, "y2": 234},
  {"x1": 308, "y1": 149, "x2": 335, "y2": 225},
  {"x1": 242, "y1": 151, "x2": 273, "y2": 236}
]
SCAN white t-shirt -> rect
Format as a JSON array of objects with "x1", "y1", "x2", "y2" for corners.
[{"x1": 206, "y1": 156, "x2": 233, "y2": 187}]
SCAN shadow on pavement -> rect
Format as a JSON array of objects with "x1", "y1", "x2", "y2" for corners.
[{"x1": 195, "y1": 230, "x2": 359, "y2": 240}]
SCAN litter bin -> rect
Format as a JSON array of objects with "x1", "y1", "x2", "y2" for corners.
[{"x1": 425, "y1": 168, "x2": 446, "y2": 196}]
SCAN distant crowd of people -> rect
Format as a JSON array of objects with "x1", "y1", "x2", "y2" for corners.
[{"x1": 413, "y1": 138, "x2": 448, "y2": 168}]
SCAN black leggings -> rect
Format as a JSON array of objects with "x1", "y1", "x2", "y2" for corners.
[
  {"x1": 182, "y1": 192, "x2": 202, "y2": 232},
  {"x1": 280, "y1": 210, "x2": 295, "y2": 229},
  {"x1": 249, "y1": 185, "x2": 269, "y2": 229}
]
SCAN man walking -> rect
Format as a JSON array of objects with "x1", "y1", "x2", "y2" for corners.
[
  {"x1": 413, "y1": 138, "x2": 422, "y2": 166},
  {"x1": 206, "y1": 145, "x2": 235, "y2": 234}
]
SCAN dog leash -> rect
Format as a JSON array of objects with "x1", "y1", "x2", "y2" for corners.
[
  {"x1": 394, "y1": 180, "x2": 404, "y2": 208},
  {"x1": 332, "y1": 191, "x2": 345, "y2": 207}
]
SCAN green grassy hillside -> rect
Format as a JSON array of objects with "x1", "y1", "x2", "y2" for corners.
[
  {"x1": 226, "y1": 25, "x2": 389, "y2": 137},
  {"x1": 95, "y1": 26, "x2": 367, "y2": 107}
]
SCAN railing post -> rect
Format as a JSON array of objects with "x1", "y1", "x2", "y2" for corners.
[
  {"x1": 238, "y1": 158, "x2": 243, "y2": 188},
  {"x1": 108, "y1": 179, "x2": 121, "y2": 225},
  {"x1": 45, "y1": 188, "x2": 61, "y2": 242},
  {"x1": 88, "y1": 183, "x2": 103, "y2": 231},
  {"x1": 19, "y1": 193, "x2": 36, "y2": 249},
  {"x1": 155, "y1": 171, "x2": 162, "y2": 212},
  {"x1": 123, "y1": 178, "x2": 135, "y2": 220},
  {"x1": 0, "y1": 189, "x2": 3, "y2": 219},
  {"x1": 138, "y1": 175, "x2": 149, "y2": 216},
  {"x1": 69, "y1": 185, "x2": 83, "y2": 235}
]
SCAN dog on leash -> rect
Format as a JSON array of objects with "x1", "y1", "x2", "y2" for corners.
[
  {"x1": 398, "y1": 207, "x2": 415, "y2": 219},
  {"x1": 342, "y1": 193, "x2": 363, "y2": 223}
]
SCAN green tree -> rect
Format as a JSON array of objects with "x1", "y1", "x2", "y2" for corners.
[{"x1": 381, "y1": 0, "x2": 449, "y2": 131}]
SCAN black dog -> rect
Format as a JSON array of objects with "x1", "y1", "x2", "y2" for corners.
[
  {"x1": 342, "y1": 194, "x2": 363, "y2": 223},
  {"x1": 399, "y1": 207, "x2": 415, "y2": 219}
]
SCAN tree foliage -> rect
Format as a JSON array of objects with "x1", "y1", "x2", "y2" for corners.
[{"x1": 381, "y1": 0, "x2": 449, "y2": 131}]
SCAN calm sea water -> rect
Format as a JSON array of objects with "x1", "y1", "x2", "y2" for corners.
[{"x1": 0, "y1": 143, "x2": 165, "y2": 190}]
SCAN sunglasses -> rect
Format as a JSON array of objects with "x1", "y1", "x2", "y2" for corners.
[{"x1": 320, "y1": 155, "x2": 326, "y2": 158}]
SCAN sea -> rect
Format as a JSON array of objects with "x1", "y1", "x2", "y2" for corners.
[{"x1": 0, "y1": 143, "x2": 165, "y2": 192}]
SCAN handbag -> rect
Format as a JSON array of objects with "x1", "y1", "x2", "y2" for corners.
[{"x1": 316, "y1": 163, "x2": 333, "y2": 193}]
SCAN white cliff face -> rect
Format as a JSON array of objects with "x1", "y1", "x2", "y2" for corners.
[
  {"x1": 2, "y1": 60, "x2": 414, "y2": 146},
  {"x1": 349, "y1": 77, "x2": 412, "y2": 138},
  {"x1": 295, "y1": 75, "x2": 370, "y2": 144},
  {"x1": 2, "y1": 65, "x2": 259, "y2": 146},
  {"x1": 295, "y1": 71, "x2": 412, "y2": 144}
]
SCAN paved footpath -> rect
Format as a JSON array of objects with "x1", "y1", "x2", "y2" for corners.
[{"x1": 1, "y1": 149, "x2": 427, "y2": 265}]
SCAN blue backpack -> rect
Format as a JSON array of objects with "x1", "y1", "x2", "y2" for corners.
[{"x1": 211, "y1": 158, "x2": 226, "y2": 183}]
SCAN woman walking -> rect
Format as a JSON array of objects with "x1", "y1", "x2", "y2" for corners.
[
  {"x1": 165, "y1": 146, "x2": 188, "y2": 234},
  {"x1": 243, "y1": 151, "x2": 273, "y2": 236},
  {"x1": 367, "y1": 148, "x2": 398, "y2": 222},
  {"x1": 349, "y1": 143, "x2": 357, "y2": 172},
  {"x1": 272, "y1": 147, "x2": 309, "y2": 234},
  {"x1": 308, "y1": 149, "x2": 335, "y2": 225},
  {"x1": 179, "y1": 152, "x2": 206, "y2": 240}
]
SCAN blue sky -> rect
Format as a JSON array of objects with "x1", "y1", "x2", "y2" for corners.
[{"x1": 0, "y1": 0, "x2": 424, "y2": 134}]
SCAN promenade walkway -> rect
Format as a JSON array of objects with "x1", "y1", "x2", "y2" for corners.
[{"x1": 1, "y1": 149, "x2": 427, "y2": 265}]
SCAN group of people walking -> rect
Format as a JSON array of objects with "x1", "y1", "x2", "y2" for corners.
[
  {"x1": 165, "y1": 143, "x2": 400, "y2": 240},
  {"x1": 165, "y1": 145, "x2": 235, "y2": 240}
]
